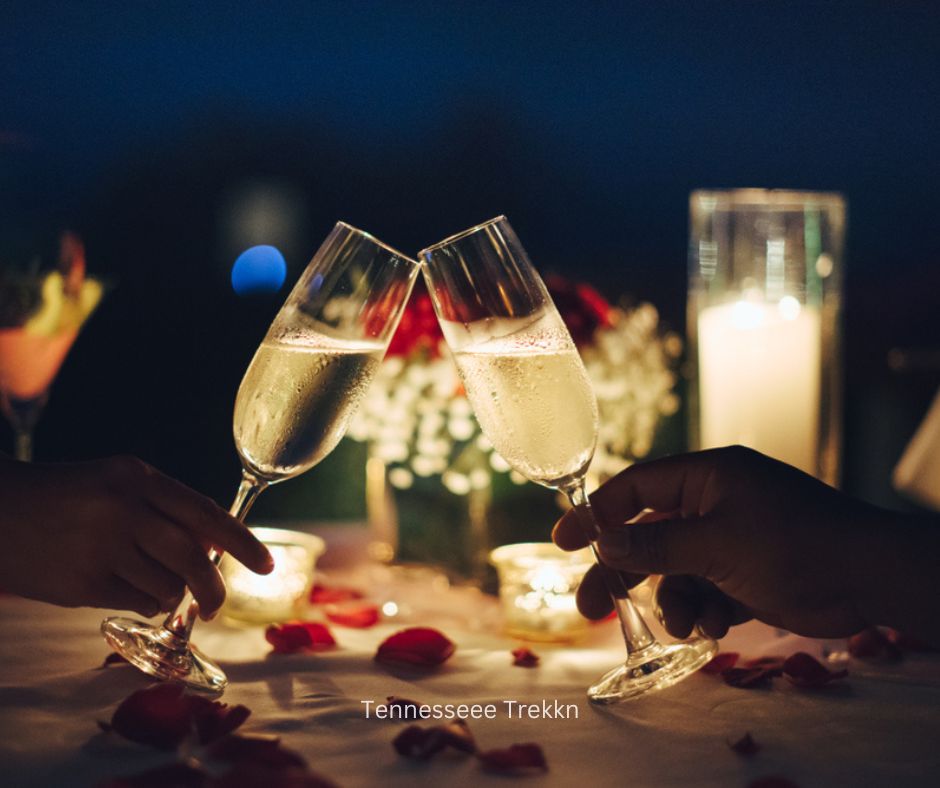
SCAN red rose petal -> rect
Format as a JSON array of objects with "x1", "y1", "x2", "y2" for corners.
[
  {"x1": 375, "y1": 627, "x2": 455, "y2": 667},
  {"x1": 511, "y1": 647, "x2": 539, "y2": 668},
  {"x1": 98, "y1": 762, "x2": 207, "y2": 788},
  {"x1": 478, "y1": 743, "x2": 548, "y2": 774},
  {"x1": 782, "y1": 652, "x2": 847, "y2": 689},
  {"x1": 103, "y1": 683, "x2": 251, "y2": 750},
  {"x1": 324, "y1": 602, "x2": 380, "y2": 629},
  {"x1": 849, "y1": 628, "x2": 903, "y2": 662},
  {"x1": 728, "y1": 732, "x2": 761, "y2": 756},
  {"x1": 309, "y1": 584, "x2": 364, "y2": 605},
  {"x1": 188, "y1": 695, "x2": 251, "y2": 745},
  {"x1": 100, "y1": 652, "x2": 129, "y2": 669},
  {"x1": 106, "y1": 683, "x2": 195, "y2": 750},
  {"x1": 392, "y1": 720, "x2": 476, "y2": 760},
  {"x1": 265, "y1": 622, "x2": 337, "y2": 654},
  {"x1": 701, "y1": 652, "x2": 739, "y2": 674}
]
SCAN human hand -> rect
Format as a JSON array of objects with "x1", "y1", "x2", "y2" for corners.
[
  {"x1": 0, "y1": 455, "x2": 273, "y2": 619},
  {"x1": 553, "y1": 447, "x2": 894, "y2": 640}
]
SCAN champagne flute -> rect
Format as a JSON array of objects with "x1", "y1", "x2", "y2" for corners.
[
  {"x1": 102, "y1": 222, "x2": 420, "y2": 693},
  {"x1": 420, "y1": 216, "x2": 716, "y2": 702}
]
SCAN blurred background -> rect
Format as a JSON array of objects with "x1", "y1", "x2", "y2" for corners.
[{"x1": 2, "y1": 0, "x2": 938, "y2": 519}]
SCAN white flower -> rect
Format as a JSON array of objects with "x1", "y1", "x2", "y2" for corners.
[{"x1": 348, "y1": 300, "x2": 681, "y2": 491}]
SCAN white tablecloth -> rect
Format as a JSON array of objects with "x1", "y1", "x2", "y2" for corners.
[{"x1": 1, "y1": 527, "x2": 938, "y2": 787}]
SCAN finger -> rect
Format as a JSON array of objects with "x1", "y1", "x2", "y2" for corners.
[
  {"x1": 553, "y1": 508, "x2": 589, "y2": 551},
  {"x1": 588, "y1": 450, "x2": 729, "y2": 527},
  {"x1": 596, "y1": 514, "x2": 720, "y2": 577},
  {"x1": 141, "y1": 470, "x2": 273, "y2": 574},
  {"x1": 574, "y1": 564, "x2": 646, "y2": 618},
  {"x1": 697, "y1": 595, "x2": 734, "y2": 639},
  {"x1": 655, "y1": 581, "x2": 699, "y2": 639},
  {"x1": 135, "y1": 521, "x2": 227, "y2": 618},
  {"x1": 553, "y1": 505, "x2": 676, "y2": 553},
  {"x1": 115, "y1": 546, "x2": 185, "y2": 610},
  {"x1": 576, "y1": 564, "x2": 614, "y2": 620},
  {"x1": 99, "y1": 575, "x2": 161, "y2": 618}
]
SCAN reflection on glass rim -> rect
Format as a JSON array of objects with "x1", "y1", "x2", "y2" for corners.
[{"x1": 419, "y1": 215, "x2": 509, "y2": 259}]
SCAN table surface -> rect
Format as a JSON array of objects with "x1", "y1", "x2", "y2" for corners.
[{"x1": 1, "y1": 527, "x2": 939, "y2": 788}]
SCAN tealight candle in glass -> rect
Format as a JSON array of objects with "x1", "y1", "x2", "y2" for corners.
[
  {"x1": 490, "y1": 543, "x2": 594, "y2": 642},
  {"x1": 220, "y1": 527, "x2": 325, "y2": 624}
]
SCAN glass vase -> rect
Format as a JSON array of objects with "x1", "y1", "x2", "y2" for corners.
[{"x1": 687, "y1": 189, "x2": 846, "y2": 484}]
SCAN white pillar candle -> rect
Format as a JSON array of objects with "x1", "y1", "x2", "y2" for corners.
[{"x1": 697, "y1": 298, "x2": 821, "y2": 474}]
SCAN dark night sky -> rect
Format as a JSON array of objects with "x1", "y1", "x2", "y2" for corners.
[{"x1": 1, "y1": 1, "x2": 938, "y2": 513}]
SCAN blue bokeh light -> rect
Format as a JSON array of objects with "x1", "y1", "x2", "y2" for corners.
[{"x1": 231, "y1": 245, "x2": 287, "y2": 295}]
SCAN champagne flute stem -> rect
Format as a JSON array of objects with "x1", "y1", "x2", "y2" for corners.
[
  {"x1": 14, "y1": 429, "x2": 32, "y2": 462},
  {"x1": 566, "y1": 481, "x2": 655, "y2": 655},
  {"x1": 163, "y1": 471, "x2": 267, "y2": 639}
]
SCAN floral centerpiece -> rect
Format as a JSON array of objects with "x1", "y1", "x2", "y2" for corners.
[{"x1": 347, "y1": 275, "x2": 681, "y2": 576}]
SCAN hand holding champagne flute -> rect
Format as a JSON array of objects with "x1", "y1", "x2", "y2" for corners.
[
  {"x1": 102, "y1": 223, "x2": 420, "y2": 692},
  {"x1": 420, "y1": 217, "x2": 716, "y2": 702}
]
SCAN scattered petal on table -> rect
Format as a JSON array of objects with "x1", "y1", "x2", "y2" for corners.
[
  {"x1": 265, "y1": 622, "x2": 337, "y2": 654},
  {"x1": 102, "y1": 684, "x2": 251, "y2": 750},
  {"x1": 782, "y1": 652, "x2": 848, "y2": 689},
  {"x1": 188, "y1": 696, "x2": 251, "y2": 745},
  {"x1": 392, "y1": 720, "x2": 476, "y2": 760},
  {"x1": 511, "y1": 647, "x2": 539, "y2": 668},
  {"x1": 375, "y1": 627, "x2": 455, "y2": 667},
  {"x1": 324, "y1": 602, "x2": 380, "y2": 628},
  {"x1": 309, "y1": 584, "x2": 364, "y2": 604},
  {"x1": 701, "y1": 652, "x2": 739, "y2": 674},
  {"x1": 478, "y1": 743, "x2": 548, "y2": 774},
  {"x1": 849, "y1": 628, "x2": 903, "y2": 662},
  {"x1": 99, "y1": 652, "x2": 129, "y2": 669},
  {"x1": 728, "y1": 732, "x2": 761, "y2": 756},
  {"x1": 207, "y1": 733, "x2": 307, "y2": 769},
  {"x1": 98, "y1": 761, "x2": 208, "y2": 787},
  {"x1": 104, "y1": 684, "x2": 196, "y2": 750}
]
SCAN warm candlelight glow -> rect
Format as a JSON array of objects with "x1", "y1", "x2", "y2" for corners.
[
  {"x1": 221, "y1": 527, "x2": 325, "y2": 624},
  {"x1": 698, "y1": 298, "x2": 821, "y2": 474},
  {"x1": 489, "y1": 543, "x2": 593, "y2": 642}
]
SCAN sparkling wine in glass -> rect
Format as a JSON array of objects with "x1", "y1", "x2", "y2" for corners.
[
  {"x1": 102, "y1": 222, "x2": 420, "y2": 692},
  {"x1": 420, "y1": 216, "x2": 717, "y2": 702}
]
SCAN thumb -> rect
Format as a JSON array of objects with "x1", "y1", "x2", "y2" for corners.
[{"x1": 596, "y1": 516, "x2": 718, "y2": 577}]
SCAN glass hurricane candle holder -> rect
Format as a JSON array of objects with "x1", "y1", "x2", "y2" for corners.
[
  {"x1": 688, "y1": 189, "x2": 846, "y2": 484},
  {"x1": 490, "y1": 542, "x2": 594, "y2": 642},
  {"x1": 220, "y1": 527, "x2": 325, "y2": 624}
]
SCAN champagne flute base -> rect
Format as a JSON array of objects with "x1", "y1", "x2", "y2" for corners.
[
  {"x1": 587, "y1": 637, "x2": 717, "y2": 703},
  {"x1": 100, "y1": 616, "x2": 228, "y2": 694}
]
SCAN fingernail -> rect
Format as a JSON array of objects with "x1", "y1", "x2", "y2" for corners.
[{"x1": 597, "y1": 529, "x2": 630, "y2": 560}]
